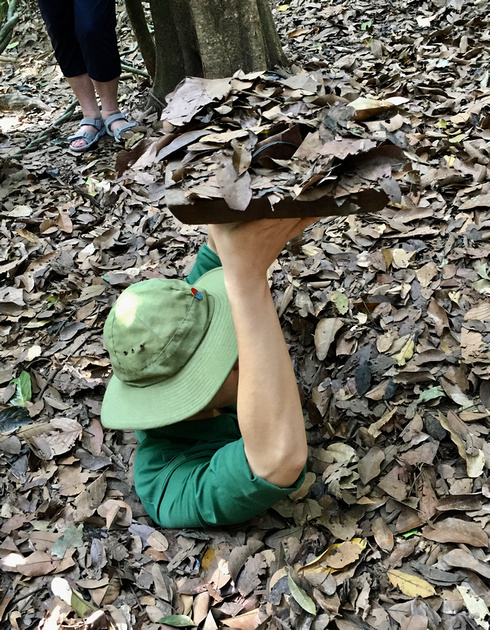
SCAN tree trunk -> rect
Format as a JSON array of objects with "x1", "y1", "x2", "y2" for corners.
[
  {"x1": 148, "y1": 0, "x2": 287, "y2": 107},
  {"x1": 124, "y1": 0, "x2": 156, "y2": 79},
  {"x1": 256, "y1": 0, "x2": 287, "y2": 71},
  {"x1": 148, "y1": 0, "x2": 202, "y2": 107}
]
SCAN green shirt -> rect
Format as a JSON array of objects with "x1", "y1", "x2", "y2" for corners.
[{"x1": 133, "y1": 245, "x2": 305, "y2": 528}]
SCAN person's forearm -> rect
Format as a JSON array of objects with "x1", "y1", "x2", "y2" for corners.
[{"x1": 225, "y1": 274, "x2": 307, "y2": 487}]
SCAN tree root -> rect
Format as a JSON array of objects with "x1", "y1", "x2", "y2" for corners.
[
  {"x1": 121, "y1": 62, "x2": 150, "y2": 78},
  {"x1": 148, "y1": 90, "x2": 166, "y2": 110},
  {"x1": 0, "y1": 0, "x2": 19, "y2": 55},
  {"x1": 9, "y1": 98, "x2": 78, "y2": 159},
  {"x1": 0, "y1": 14, "x2": 19, "y2": 54}
]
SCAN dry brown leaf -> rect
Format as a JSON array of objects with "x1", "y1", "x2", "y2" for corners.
[
  {"x1": 201, "y1": 129, "x2": 249, "y2": 144},
  {"x1": 81, "y1": 418, "x2": 104, "y2": 456},
  {"x1": 299, "y1": 539, "x2": 367, "y2": 574},
  {"x1": 387, "y1": 569, "x2": 436, "y2": 598},
  {"x1": 438, "y1": 411, "x2": 485, "y2": 478},
  {"x1": 378, "y1": 466, "x2": 409, "y2": 502},
  {"x1": 377, "y1": 331, "x2": 395, "y2": 353},
  {"x1": 214, "y1": 154, "x2": 252, "y2": 211},
  {"x1": 391, "y1": 248, "x2": 415, "y2": 269},
  {"x1": 74, "y1": 473, "x2": 107, "y2": 521},
  {"x1": 422, "y1": 518, "x2": 488, "y2": 547},
  {"x1": 0, "y1": 549, "x2": 75, "y2": 576},
  {"x1": 56, "y1": 211, "x2": 73, "y2": 234},
  {"x1": 221, "y1": 609, "x2": 262, "y2": 629},
  {"x1": 441, "y1": 549, "x2": 490, "y2": 579},
  {"x1": 348, "y1": 97, "x2": 396, "y2": 121},
  {"x1": 147, "y1": 531, "x2": 169, "y2": 552},
  {"x1": 416, "y1": 469, "x2": 438, "y2": 523},
  {"x1": 427, "y1": 299, "x2": 449, "y2": 336},
  {"x1": 27, "y1": 418, "x2": 83, "y2": 460},
  {"x1": 368, "y1": 407, "x2": 397, "y2": 439},
  {"x1": 97, "y1": 500, "x2": 132, "y2": 528},
  {"x1": 371, "y1": 517, "x2": 394, "y2": 552},
  {"x1": 314, "y1": 318, "x2": 343, "y2": 360},
  {"x1": 358, "y1": 446, "x2": 385, "y2": 484},
  {"x1": 463, "y1": 302, "x2": 490, "y2": 321},
  {"x1": 161, "y1": 76, "x2": 232, "y2": 126},
  {"x1": 193, "y1": 592, "x2": 210, "y2": 626},
  {"x1": 289, "y1": 471, "x2": 316, "y2": 501},
  {"x1": 401, "y1": 616, "x2": 428, "y2": 630},
  {"x1": 399, "y1": 442, "x2": 438, "y2": 467}
]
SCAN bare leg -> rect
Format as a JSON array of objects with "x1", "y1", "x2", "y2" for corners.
[
  {"x1": 66, "y1": 74, "x2": 101, "y2": 149},
  {"x1": 93, "y1": 77, "x2": 130, "y2": 135}
]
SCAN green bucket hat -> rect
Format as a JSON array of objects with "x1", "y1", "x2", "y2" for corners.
[{"x1": 101, "y1": 268, "x2": 237, "y2": 430}]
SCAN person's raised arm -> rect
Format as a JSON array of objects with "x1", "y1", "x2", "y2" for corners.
[{"x1": 208, "y1": 218, "x2": 315, "y2": 488}]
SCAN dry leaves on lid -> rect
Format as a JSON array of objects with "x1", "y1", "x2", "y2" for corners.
[{"x1": 120, "y1": 70, "x2": 410, "y2": 223}]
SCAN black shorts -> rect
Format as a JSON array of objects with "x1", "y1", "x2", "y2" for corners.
[{"x1": 37, "y1": 0, "x2": 121, "y2": 82}]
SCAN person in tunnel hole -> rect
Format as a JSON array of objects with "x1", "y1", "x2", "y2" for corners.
[{"x1": 101, "y1": 218, "x2": 316, "y2": 528}]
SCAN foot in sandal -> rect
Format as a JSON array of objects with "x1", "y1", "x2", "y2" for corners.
[
  {"x1": 104, "y1": 112, "x2": 137, "y2": 142},
  {"x1": 67, "y1": 117, "x2": 106, "y2": 152}
]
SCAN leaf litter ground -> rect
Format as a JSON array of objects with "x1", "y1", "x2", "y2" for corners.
[{"x1": 1, "y1": 1, "x2": 490, "y2": 629}]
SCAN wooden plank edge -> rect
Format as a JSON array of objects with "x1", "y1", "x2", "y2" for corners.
[{"x1": 168, "y1": 188, "x2": 390, "y2": 224}]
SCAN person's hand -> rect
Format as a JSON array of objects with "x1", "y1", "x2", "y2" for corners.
[{"x1": 208, "y1": 217, "x2": 317, "y2": 280}]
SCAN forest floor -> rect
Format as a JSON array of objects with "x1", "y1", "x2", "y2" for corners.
[{"x1": 1, "y1": 1, "x2": 490, "y2": 629}]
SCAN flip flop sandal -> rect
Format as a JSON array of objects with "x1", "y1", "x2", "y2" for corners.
[
  {"x1": 104, "y1": 112, "x2": 138, "y2": 143},
  {"x1": 67, "y1": 117, "x2": 106, "y2": 152}
]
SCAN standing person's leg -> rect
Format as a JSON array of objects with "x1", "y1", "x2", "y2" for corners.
[
  {"x1": 74, "y1": 0, "x2": 136, "y2": 140},
  {"x1": 37, "y1": 0, "x2": 102, "y2": 150},
  {"x1": 65, "y1": 75, "x2": 100, "y2": 122},
  {"x1": 65, "y1": 75, "x2": 104, "y2": 150}
]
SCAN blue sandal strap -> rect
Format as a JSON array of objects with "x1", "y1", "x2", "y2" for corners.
[
  {"x1": 79, "y1": 117, "x2": 104, "y2": 130},
  {"x1": 68, "y1": 131, "x2": 93, "y2": 142},
  {"x1": 105, "y1": 112, "x2": 137, "y2": 139},
  {"x1": 104, "y1": 112, "x2": 127, "y2": 127}
]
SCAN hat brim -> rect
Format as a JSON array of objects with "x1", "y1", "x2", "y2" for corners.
[{"x1": 101, "y1": 268, "x2": 237, "y2": 430}]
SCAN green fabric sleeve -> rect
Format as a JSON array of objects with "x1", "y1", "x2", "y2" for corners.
[
  {"x1": 134, "y1": 432, "x2": 306, "y2": 528},
  {"x1": 185, "y1": 244, "x2": 221, "y2": 285}
]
